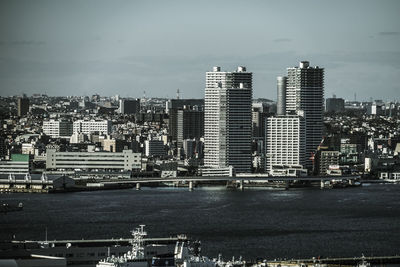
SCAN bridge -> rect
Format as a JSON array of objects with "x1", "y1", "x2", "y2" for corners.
[{"x1": 100, "y1": 175, "x2": 361, "y2": 190}]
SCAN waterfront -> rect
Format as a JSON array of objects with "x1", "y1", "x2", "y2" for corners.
[{"x1": 1, "y1": 183, "x2": 400, "y2": 260}]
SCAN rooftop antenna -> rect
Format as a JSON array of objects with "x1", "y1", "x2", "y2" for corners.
[
  {"x1": 354, "y1": 93, "x2": 357, "y2": 102},
  {"x1": 176, "y1": 89, "x2": 180, "y2": 99}
]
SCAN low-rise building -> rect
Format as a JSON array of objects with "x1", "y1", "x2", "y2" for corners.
[
  {"x1": 46, "y1": 149, "x2": 141, "y2": 172},
  {"x1": 43, "y1": 119, "x2": 73, "y2": 138},
  {"x1": 145, "y1": 140, "x2": 166, "y2": 157},
  {"x1": 0, "y1": 154, "x2": 30, "y2": 175},
  {"x1": 73, "y1": 120, "x2": 112, "y2": 135},
  {"x1": 316, "y1": 150, "x2": 340, "y2": 175}
]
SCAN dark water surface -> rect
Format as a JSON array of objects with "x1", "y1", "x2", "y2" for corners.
[{"x1": 1, "y1": 184, "x2": 400, "y2": 260}]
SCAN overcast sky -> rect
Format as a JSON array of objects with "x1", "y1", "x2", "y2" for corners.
[{"x1": 0, "y1": 0, "x2": 399, "y2": 101}]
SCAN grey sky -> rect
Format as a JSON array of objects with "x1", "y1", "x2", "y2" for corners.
[{"x1": 0, "y1": 0, "x2": 399, "y2": 101}]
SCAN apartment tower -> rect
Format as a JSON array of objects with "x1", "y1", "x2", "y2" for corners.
[
  {"x1": 204, "y1": 66, "x2": 252, "y2": 173},
  {"x1": 286, "y1": 61, "x2": 324, "y2": 166}
]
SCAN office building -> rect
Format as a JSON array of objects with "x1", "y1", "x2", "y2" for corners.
[
  {"x1": 119, "y1": 99, "x2": 140, "y2": 114},
  {"x1": 285, "y1": 61, "x2": 324, "y2": 167},
  {"x1": 204, "y1": 66, "x2": 252, "y2": 173},
  {"x1": 17, "y1": 96, "x2": 29, "y2": 116},
  {"x1": 46, "y1": 149, "x2": 141, "y2": 171},
  {"x1": 144, "y1": 140, "x2": 166, "y2": 157},
  {"x1": 169, "y1": 107, "x2": 204, "y2": 146},
  {"x1": 265, "y1": 114, "x2": 306, "y2": 173},
  {"x1": 326, "y1": 97, "x2": 345, "y2": 113},
  {"x1": 168, "y1": 99, "x2": 204, "y2": 146},
  {"x1": 73, "y1": 120, "x2": 112, "y2": 135},
  {"x1": 176, "y1": 109, "x2": 204, "y2": 148},
  {"x1": 43, "y1": 119, "x2": 73, "y2": 138}
]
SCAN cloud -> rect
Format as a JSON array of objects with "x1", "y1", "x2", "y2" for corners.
[
  {"x1": 273, "y1": 38, "x2": 292, "y2": 43},
  {"x1": 378, "y1": 31, "x2": 399, "y2": 36}
]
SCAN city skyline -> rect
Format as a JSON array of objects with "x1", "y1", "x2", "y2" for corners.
[
  {"x1": 1, "y1": 1, "x2": 400, "y2": 264},
  {"x1": 0, "y1": 0, "x2": 399, "y2": 101}
]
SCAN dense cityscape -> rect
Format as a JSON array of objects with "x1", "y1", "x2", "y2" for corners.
[
  {"x1": 1, "y1": 62, "x2": 400, "y2": 266},
  {"x1": 1, "y1": 62, "x2": 399, "y2": 188},
  {"x1": 1, "y1": 1, "x2": 400, "y2": 266}
]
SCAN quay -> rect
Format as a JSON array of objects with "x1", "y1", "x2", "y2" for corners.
[{"x1": 264, "y1": 254, "x2": 400, "y2": 266}]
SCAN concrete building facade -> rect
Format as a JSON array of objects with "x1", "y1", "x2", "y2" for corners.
[
  {"x1": 17, "y1": 96, "x2": 29, "y2": 117},
  {"x1": 119, "y1": 99, "x2": 140, "y2": 114},
  {"x1": 265, "y1": 115, "x2": 306, "y2": 173},
  {"x1": 73, "y1": 120, "x2": 112, "y2": 135},
  {"x1": 286, "y1": 61, "x2": 324, "y2": 167},
  {"x1": 176, "y1": 109, "x2": 204, "y2": 148},
  {"x1": 326, "y1": 97, "x2": 345, "y2": 113},
  {"x1": 144, "y1": 140, "x2": 166, "y2": 157},
  {"x1": 204, "y1": 66, "x2": 252, "y2": 173},
  {"x1": 46, "y1": 149, "x2": 141, "y2": 171},
  {"x1": 0, "y1": 154, "x2": 30, "y2": 175},
  {"x1": 43, "y1": 119, "x2": 73, "y2": 138}
]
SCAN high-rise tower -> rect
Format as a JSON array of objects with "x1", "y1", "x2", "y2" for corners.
[
  {"x1": 276, "y1": 76, "x2": 287, "y2": 116},
  {"x1": 17, "y1": 95, "x2": 29, "y2": 117},
  {"x1": 286, "y1": 61, "x2": 324, "y2": 166},
  {"x1": 204, "y1": 66, "x2": 252, "y2": 173}
]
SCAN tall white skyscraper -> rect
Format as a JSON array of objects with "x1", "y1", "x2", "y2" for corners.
[
  {"x1": 286, "y1": 61, "x2": 324, "y2": 166},
  {"x1": 204, "y1": 66, "x2": 252, "y2": 173}
]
